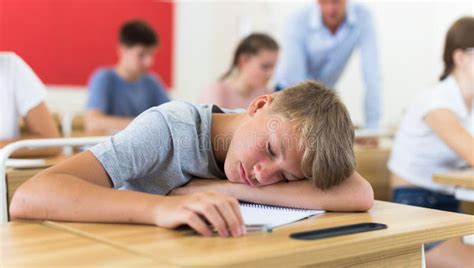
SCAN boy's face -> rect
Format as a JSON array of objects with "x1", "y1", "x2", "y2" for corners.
[
  {"x1": 118, "y1": 44, "x2": 157, "y2": 74},
  {"x1": 224, "y1": 96, "x2": 306, "y2": 187}
]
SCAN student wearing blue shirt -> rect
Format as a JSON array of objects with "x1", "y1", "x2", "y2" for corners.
[
  {"x1": 85, "y1": 20, "x2": 170, "y2": 133},
  {"x1": 276, "y1": 0, "x2": 382, "y2": 129}
]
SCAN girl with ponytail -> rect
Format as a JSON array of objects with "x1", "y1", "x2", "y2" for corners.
[{"x1": 200, "y1": 33, "x2": 279, "y2": 109}]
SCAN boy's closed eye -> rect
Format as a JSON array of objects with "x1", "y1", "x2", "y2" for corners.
[{"x1": 266, "y1": 141, "x2": 289, "y2": 182}]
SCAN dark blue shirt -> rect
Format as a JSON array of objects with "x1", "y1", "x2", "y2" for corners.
[{"x1": 86, "y1": 68, "x2": 170, "y2": 117}]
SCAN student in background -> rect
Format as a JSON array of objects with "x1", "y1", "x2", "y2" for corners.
[
  {"x1": 0, "y1": 52, "x2": 60, "y2": 157},
  {"x1": 11, "y1": 81, "x2": 374, "y2": 238},
  {"x1": 275, "y1": 0, "x2": 382, "y2": 129},
  {"x1": 200, "y1": 33, "x2": 278, "y2": 109},
  {"x1": 85, "y1": 20, "x2": 170, "y2": 133},
  {"x1": 388, "y1": 17, "x2": 473, "y2": 267}
]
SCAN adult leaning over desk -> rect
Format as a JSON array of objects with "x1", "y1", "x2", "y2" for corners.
[
  {"x1": 0, "y1": 52, "x2": 61, "y2": 157},
  {"x1": 275, "y1": 0, "x2": 382, "y2": 130}
]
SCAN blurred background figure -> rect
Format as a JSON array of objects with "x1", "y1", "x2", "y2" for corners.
[
  {"x1": 85, "y1": 19, "x2": 170, "y2": 134},
  {"x1": 200, "y1": 33, "x2": 278, "y2": 109},
  {"x1": 388, "y1": 17, "x2": 474, "y2": 268},
  {"x1": 0, "y1": 52, "x2": 60, "y2": 157},
  {"x1": 275, "y1": 0, "x2": 382, "y2": 129}
]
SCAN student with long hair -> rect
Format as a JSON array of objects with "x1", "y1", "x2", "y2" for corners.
[
  {"x1": 389, "y1": 17, "x2": 474, "y2": 267},
  {"x1": 200, "y1": 33, "x2": 278, "y2": 109}
]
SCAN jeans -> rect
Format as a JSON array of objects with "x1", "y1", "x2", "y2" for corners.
[
  {"x1": 392, "y1": 187, "x2": 460, "y2": 250},
  {"x1": 392, "y1": 187, "x2": 459, "y2": 213}
]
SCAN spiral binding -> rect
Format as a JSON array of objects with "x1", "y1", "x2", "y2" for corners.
[{"x1": 240, "y1": 202, "x2": 311, "y2": 213}]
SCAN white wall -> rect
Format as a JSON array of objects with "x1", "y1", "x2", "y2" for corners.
[
  {"x1": 172, "y1": 0, "x2": 474, "y2": 127},
  {"x1": 337, "y1": 0, "x2": 474, "y2": 126},
  {"x1": 45, "y1": 85, "x2": 87, "y2": 115}
]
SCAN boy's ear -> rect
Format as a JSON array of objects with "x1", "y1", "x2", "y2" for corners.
[{"x1": 247, "y1": 95, "x2": 273, "y2": 117}]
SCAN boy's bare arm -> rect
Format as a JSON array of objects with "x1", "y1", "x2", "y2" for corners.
[
  {"x1": 84, "y1": 109, "x2": 133, "y2": 133},
  {"x1": 10, "y1": 151, "x2": 245, "y2": 237},
  {"x1": 171, "y1": 171, "x2": 374, "y2": 212}
]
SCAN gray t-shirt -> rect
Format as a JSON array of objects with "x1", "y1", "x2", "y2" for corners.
[{"x1": 89, "y1": 100, "x2": 231, "y2": 195}]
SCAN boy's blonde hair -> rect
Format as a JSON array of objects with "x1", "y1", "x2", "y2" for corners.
[{"x1": 270, "y1": 80, "x2": 355, "y2": 190}]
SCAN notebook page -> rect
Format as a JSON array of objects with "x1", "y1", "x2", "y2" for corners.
[{"x1": 240, "y1": 203, "x2": 324, "y2": 229}]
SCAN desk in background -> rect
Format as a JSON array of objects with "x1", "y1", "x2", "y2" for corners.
[
  {"x1": 3, "y1": 201, "x2": 470, "y2": 267},
  {"x1": 355, "y1": 139, "x2": 392, "y2": 201},
  {"x1": 433, "y1": 169, "x2": 474, "y2": 245},
  {"x1": 433, "y1": 169, "x2": 474, "y2": 189},
  {"x1": 434, "y1": 168, "x2": 474, "y2": 214}
]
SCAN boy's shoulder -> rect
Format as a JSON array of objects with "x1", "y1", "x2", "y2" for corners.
[{"x1": 154, "y1": 100, "x2": 214, "y2": 127}]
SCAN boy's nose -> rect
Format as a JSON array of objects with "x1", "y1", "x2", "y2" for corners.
[{"x1": 253, "y1": 162, "x2": 280, "y2": 185}]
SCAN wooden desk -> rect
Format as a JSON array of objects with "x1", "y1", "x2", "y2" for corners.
[
  {"x1": 433, "y1": 169, "x2": 474, "y2": 189},
  {"x1": 41, "y1": 201, "x2": 473, "y2": 267},
  {"x1": 1, "y1": 221, "x2": 159, "y2": 267},
  {"x1": 433, "y1": 169, "x2": 474, "y2": 245}
]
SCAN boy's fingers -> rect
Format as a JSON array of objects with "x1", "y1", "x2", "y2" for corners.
[
  {"x1": 216, "y1": 200, "x2": 243, "y2": 237},
  {"x1": 182, "y1": 210, "x2": 213, "y2": 237},
  {"x1": 195, "y1": 203, "x2": 229, "y2": 237},
  {"x1": 228, "y1": 198, "x2": 245, "y2": 228}
]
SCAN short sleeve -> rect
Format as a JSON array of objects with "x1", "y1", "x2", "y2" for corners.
[
  {"x1": 89, "y1": 108, "x2": 173, "y2": 189},
  {"x1": 86, "y1": 69, "x2": 112, "y2": 112},
  {"x1": 418, "y1": 93, "x2": 461, "y2": 120},
  {"x1": 11, "y1": 54, "x2": 46, "y2": 116}
]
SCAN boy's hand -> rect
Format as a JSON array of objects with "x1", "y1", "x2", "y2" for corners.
[{"x1": 154, "y1": 192, "x2": 245, "y2": 237}]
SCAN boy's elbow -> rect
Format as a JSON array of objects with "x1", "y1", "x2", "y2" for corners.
[
  {"x1": 9, "y1": 186, "x2": 30, "y2": 219},
  {"x1": 358, "y1": 193, "x2": 374, "y2": 212},
  {"x1": 340, "y1": 171, "x2": 374, "y2": 212},
  {"x1": 9, "y1": 175, "x2": 45, "y2": 220},
  {"x1": 357, "y1": 179, "x2": 375, "y2": 211}
]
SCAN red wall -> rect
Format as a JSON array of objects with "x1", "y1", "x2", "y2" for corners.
[{"x1": 0, "y1": 0, "x2": 174, "y2": 87}]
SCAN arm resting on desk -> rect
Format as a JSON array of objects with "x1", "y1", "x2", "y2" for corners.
[
  {"x1": 0, "y1": 102, "x2": 61, "y2": 157},
  {"x1": 171, "y1": 171, "x2": 374, "y2": 212},
  {"x1": 84, "y1": 110, "x2": 133, "y2": 133},
  {"x1": 10, "y1": 151, "x2": 245, "y2": 237}
]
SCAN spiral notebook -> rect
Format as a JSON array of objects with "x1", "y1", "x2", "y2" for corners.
[{"x1": 240, "y1": 202, "x2": 325, "y2": 232}]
